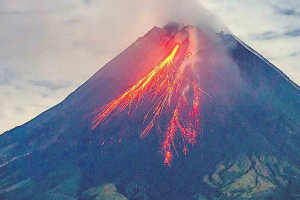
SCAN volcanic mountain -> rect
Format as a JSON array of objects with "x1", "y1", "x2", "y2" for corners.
[{"x1": 0, "y1": 23, "x2": 300, "y2": 200}]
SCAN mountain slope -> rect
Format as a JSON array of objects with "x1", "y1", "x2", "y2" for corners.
[{"x1": 0, "y1": 24, "x2": 300, "y2": 200}]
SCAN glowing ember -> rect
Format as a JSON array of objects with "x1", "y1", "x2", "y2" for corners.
[{"x1": 92, "y1": 44, "x2": 210, "y2": 166}]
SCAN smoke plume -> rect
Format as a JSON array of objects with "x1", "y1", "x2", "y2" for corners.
[{"x1": 90, "y1": 0, "x2": 229, "y2": 57}]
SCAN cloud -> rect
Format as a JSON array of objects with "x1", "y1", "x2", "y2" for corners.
[
  {"x1": 65, "y1": 18, "x2": 79, "y2": 25},
  {"x1": 28, "y1": 80, "x2": 72, "y2": 91},
  {"x1": 273, "y1": 5, "x2": 300, "y2": 17},
  {"x1": 251, "y1": 31, "x2": 281, "y2": 40},
  {"x1": 81, "y1": 0, "x2": 91, "y2": 5},
  {"x1": 290, "y1": 52, "x2": 300, "y2": 57},
  {"x1": 15, "y1": 106, "x2": 25, "y2": 112},
  {"x1": 251, "y1": 28, "x2": 300, "y2": 40},
  {"x1": 285, "y1": 28, "x2": 300, "y2": 37},
  {"x1": 0, "y1": 68, "x2": 19, "y2": 86}
]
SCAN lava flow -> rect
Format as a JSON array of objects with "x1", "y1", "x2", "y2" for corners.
[{"x1": 92, "y1": 44, "x2": 210, "y2": 166}]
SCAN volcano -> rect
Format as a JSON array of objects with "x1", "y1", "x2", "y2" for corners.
[{"x1": 0, "y1": 23, "x2": 300, "y2": 200}]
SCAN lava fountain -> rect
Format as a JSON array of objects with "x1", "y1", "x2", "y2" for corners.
[{"x1": 92, "y1": 43, "x2": 210, "y2": 166}]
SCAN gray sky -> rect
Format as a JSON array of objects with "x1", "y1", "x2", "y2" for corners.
[{"x1": 0, "y1": 0, "x2": 299, "y2": 133}]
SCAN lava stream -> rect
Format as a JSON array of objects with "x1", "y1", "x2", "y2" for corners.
[{"x1": 92, "y1": 44, "x2": 209, "y2": 166}]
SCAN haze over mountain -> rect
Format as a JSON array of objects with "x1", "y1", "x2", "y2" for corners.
[{"x1": 0, "y1": 23, "x2": 300, "y2": 200}]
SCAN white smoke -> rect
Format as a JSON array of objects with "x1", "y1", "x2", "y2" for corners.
[{"x1": 87, "y1": 0, "x2": 229, "y2": 57}]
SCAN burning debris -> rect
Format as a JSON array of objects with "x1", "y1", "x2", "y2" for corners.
[{"x1": 92, "y1": 42, "x2": 210, "y2": 166}]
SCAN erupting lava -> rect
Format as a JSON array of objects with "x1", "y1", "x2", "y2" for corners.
[{"x1": 92, "y1": 44, "x2": 210, "y2": 166}]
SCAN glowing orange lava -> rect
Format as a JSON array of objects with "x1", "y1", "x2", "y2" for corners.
[{"x1": 92, "y1": 44, "x2": 210, "y2": 166}]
